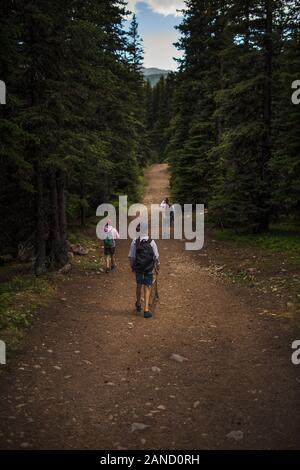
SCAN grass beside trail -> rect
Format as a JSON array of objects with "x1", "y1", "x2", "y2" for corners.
[
  {"x1": 68, "y1": 224, "x2": 104, "y2": 271},
  {"x1": 214, "y1": 224, "x2": 300, "y2": 263},
  {"x1": 0, "y1": 273, "x2": 56, "y2": 351},
  {"x1": 0, "y1": 225, "x2": 102, "y2": 353},
  {"x1": 68, "y1": 226, "x2": 95, "y2": 247}
]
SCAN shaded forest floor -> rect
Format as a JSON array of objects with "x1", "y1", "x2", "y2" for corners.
[
  {"x1": 0, "y1": 164, "x2": 299, "y2": 450},
  {"x1": 200, "y1": 227, "x2": 300, "y2": 323}
]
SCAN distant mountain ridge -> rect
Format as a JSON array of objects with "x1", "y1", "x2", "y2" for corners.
[{"x1": 142, "y1": 67, "x2": 171, "y2": 87}]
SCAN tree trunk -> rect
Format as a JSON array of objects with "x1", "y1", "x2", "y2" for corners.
[
  {"x1": 260, "y1": 0, "x2": 273, "y2": 231},
  {"x1": 57, "y1": 170, "x2": 69, "y2": 267},
  {"x1": 49, "y1": 169, "x2": 62, "y2": 269},
  {"x1": 217, "y1": 55, "x2": 224, "y2": 145},
  {"x1": 80, "y1": 181, "x2": 85, "y2": 227},
  {"x1": 244, "y1": 4, "x2": 250, "y2": 47},
  {"x1": 34, "y1": 162, "x2": 47, "y2": 276},
  {"x1": 216, "y1": 11, "x2": 225, "y2": 146}
]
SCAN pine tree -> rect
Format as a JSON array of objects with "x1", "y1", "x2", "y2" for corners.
[
  {"x1": 125, "y1": 13, "x2": 152, "y2": 173},
  {"x1": 271, "y1": 1, "x2": 300, "y2": 222},
  {"x1": 0, "y1": 0, "x2": 33, "y2": 254},
  {"x1": 167, "y1": 0, "x2": 227, "y2": 205},
  {"x1": 168, "y1": 0, "x2": 297, "y2": 232},
  {"x1": 210, "y1": 0, "x2": 292, "y2": 232},
  {"x1": 0, "y1": 0, "x2": 148, "y2": 271},
  {"x1": 127, "y1": 13, "x2": 144, "y2": 70}
]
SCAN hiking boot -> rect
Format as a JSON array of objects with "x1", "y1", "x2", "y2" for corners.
[
  {"x1": 144, "y1": 311, "x2": 152, "y2": 319},
  {"x1": 135, "y1": 302, "x2": 142, "y2": 313}
]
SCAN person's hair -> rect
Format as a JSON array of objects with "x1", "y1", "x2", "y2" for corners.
[{"x1": 165, "y1": 197, "x2": 170, "y2": 206}]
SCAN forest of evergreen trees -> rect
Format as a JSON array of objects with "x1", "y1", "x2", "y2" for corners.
[
  {"x1": 149, "y1": 0, "x2": 300, "y2": 233},
  {"x1": 1, "y1": 1, "x2": 299, "y2": 276},
  {"x1": 0, "y1": 1, "x2": 150, "y2": 274}
]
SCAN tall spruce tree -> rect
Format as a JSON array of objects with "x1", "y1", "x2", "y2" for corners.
[
  {"x1": 0, "y1": 0, "x2": 148, "y2": 272},
  {"x1": 167, "y1": 0, "x2": 298, "y2": 232},
  {"x1": 208, "y1": 1, "x2": 276, "y2": 232},
  {"x1": 271, "y1": 1, "x2": 300, "y2": 221},
  {"x1": 167, "y1": 0, "x2": 228, "y2": 205}
]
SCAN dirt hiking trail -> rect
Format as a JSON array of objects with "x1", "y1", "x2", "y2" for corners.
[{"x1": 0, "y1": 164, "x2": 299, "y2": 450}]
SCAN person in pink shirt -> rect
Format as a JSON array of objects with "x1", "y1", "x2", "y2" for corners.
[{"x1": 103, "y1": 219, "x2": 120, "y2": 273}]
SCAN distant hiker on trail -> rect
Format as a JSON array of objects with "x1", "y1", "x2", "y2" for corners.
[
  {"x1": 160, "y1": 197, "x2": 172, "y2": 235},
  {"x1": 160, "y1": 197, "x2": 170, "y2": 210},
  {"x1": 170, "y1": 202, "x2": 175, "y2": 226},
  {"x1": 164, "y1": 199, "x2": 176, "y2": 226},
  {"x1": 128, "y1": 223, "x2": 160, "y2": 319},
  {"x1": 103, "y1": 219, "x2": 120, "y2": 273}
]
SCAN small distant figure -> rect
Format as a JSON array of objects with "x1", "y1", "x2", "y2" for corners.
[
  {"x1": 160, "y1": 197, "x2": 170, "y2": 209},
  {"x1": 170, "y1": 202, "x2": 176, "y2": 225},
  {"x1": 103, "y1": 219, "x2": 120, "y2": 273},
  {"x1": 160, "y1": 197, "x2": 173, "y2": 234},
  {"x1": 129, "y1": 223, "x2": 160, "y2": 319}
]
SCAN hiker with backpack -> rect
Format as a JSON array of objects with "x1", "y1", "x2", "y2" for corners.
[
  {"x1": 103, "y1": 219, "x2": 120, "y2": 273},
  {"x1": 128, "y1": 223, "x2": 160, "y2": 319}
]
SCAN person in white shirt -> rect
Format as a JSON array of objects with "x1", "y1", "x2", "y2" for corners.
[
  {"x1": 160, "y1": 197, "x2": 172, "y2": 235},
  {"x1": 128, "y1": 223, "x2": 160, "y2": 318},
  {"x1": 160, "y1": 197, "x2": 170, "y2": 209}
]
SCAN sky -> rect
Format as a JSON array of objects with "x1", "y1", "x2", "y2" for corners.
[{"x1": 126, "y1": 1, "x2": 185, "y2": 70}]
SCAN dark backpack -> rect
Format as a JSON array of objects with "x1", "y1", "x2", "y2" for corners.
[{"x1": 134, "y1": 238, "x2": 155, "y2": 274}]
